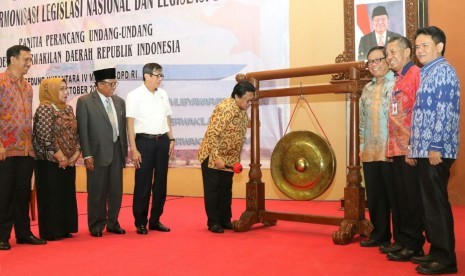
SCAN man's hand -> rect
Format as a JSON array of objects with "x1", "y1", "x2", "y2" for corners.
[
  {"x1": 429, "y1": 150, "x2": 442, "y2": 165},
  {"x1": 0, "y1": 147, "x2": 6, "y2": 161},
  {"x1": 405, "y1": 156, "x2": 417, "y2": 166},
  {"x1": 214, "y1": 158, "x2": 225, "y2": 169},
  {"x1": 84, "y1": 157, "x2": 95, "y2": 171},
  {"x1": 169, "y1": 141, "x2": 175, "y2": 157},
  {"x1": 131, "y1": 148, "x2": 142, "y2": 169}
]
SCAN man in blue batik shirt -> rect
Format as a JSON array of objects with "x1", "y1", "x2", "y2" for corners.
[{"x1": 409, "y1": 26, "x2": 460, "y2": 275}]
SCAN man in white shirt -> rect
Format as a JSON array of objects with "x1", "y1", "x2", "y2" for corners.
[{"x1": 126, "y1": 63, "x2": 175, "y2": 235}]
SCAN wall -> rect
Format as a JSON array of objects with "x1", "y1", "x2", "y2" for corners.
[
  {"x1": 76, "y1": 0, "x2": 347, "y2": 200},
  {"x1": 77, "y1": 0, "x2": 465, "y2": 205},
  {"x1": 428, "y1": 0, "x2": 465, "y2": 205}
]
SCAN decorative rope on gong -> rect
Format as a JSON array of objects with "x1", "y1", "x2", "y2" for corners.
[{"x1": 284, "y1": 94, "x2": 332, "y2": 147}]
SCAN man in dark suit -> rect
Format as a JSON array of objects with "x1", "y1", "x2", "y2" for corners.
[
  {"x1": 76, "y1": 68, "x2": 128, "y2": 237},
  {"x1": 358, "y1": 6, "x2": 402, "y2": 60}
]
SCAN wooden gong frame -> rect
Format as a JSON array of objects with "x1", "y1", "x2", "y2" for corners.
[{"x1": 232, "y1": 61, "x2": 372, "y2": 244}]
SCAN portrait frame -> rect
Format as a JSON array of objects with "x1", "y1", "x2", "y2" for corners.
[{"x1": 342, "y1": 0, "x2": 419, "y2": 62}]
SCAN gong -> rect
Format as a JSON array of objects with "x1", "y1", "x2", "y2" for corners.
[{"x1": 270, "y1": 130, "x2": 336, "y2": 200}]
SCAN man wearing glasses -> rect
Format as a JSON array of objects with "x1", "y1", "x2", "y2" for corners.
[
  {"x1": 76, "y1": 68, "x2": 128, "y2": 237},
  {"x1": 126, "y1": 63, "x2": 174, "y2": 235},
  {"x1": 197, "y1": 80, "x2": 255, "y2": 233}
]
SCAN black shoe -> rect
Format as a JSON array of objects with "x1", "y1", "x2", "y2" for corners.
[
  {"x1": 221, "y1": 222, "x2": 233, "y2": 230},
  {"x1": 208, "y1": 225, "x2": 224, "y2": 233},
  {"x1": 149, "y1": 222, "x2": 170, "y2": 232},
  {"x1": 43, "y1": 237, "x2": 61, "y2": 241},
  {"x1": 62, "y1": 233, "x2": 73, "y2": 238},
  {"x1": 107, "y1": 227, "x2": 126, "y2": 234},
  {"x1": 360, "y1": 239, "x2": 389, "y2": 247},
  {"x1": 411, "y1": 255, "x2": 435, "y2": 265},
  {"x1": 136, "y1": 225, "x2": 148, "y2": 235},
  {"x1": 90, "y1": 231, "x2": 103, "y2": 237},
  {"x1": 379, "y1": 242, "x2": 402, "y2": 254},
  {"x1": 0, "y1": 241, "x2": 11, "y2": 250},
  {"x1": 416, "y1": 262, "x2": 458, "y2": 275},
  {"x1": 388, "y1": 248, "x2": 424, "y2": 262},
  {"x1": 16, "y1": 235, "x2": 47, "y2": 245}
]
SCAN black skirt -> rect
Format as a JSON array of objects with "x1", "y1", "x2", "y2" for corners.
[{"x1": 35, "y1": 160, "x2": 78, "y2": 240}]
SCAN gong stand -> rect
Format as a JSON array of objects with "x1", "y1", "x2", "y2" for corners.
[{"x1": 232, "y1": 61, "x2": 372, "y2": 244}]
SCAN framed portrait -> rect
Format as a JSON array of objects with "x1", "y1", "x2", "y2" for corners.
[
  {"x1": 355, "y1": 0, "x2": 405, "y2": 60},
  {"x1": 343, "y1": 0, "x2": 422, "y2": 62}
]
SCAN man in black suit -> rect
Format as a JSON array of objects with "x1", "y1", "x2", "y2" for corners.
[
  {"x1": 358, "y1": 6, "x2": 402, "y2": 60},
  {"x1": 76, "y1": 68, "x2": 128, "y2": 237}
]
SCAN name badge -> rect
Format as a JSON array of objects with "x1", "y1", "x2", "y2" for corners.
[{"x1": 392, "y1": 102, "x2": 398, "y2": 115}]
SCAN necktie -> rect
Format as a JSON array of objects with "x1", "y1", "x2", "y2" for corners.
[
  {"x1": 378, "y1": 35, "x2": 385, "y2": 46},
  {"x1": 105, "y1": 98, "x2": 118, "y2": 142}
]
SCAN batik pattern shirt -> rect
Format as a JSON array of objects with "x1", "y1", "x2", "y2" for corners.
[
  {"x1": 386, "y1": 61, "x2": 420, "y2": 157},
  {"x1": 0, "y1": 69, "x2": 34, "y2": 157},
  {"x1": 198, "y1": 98, "x2": 249, "y2": 170},
  {"x1": 33, "y1": 103, "x2": 80, "y2": 162},
  {"x1": 359, "y1": 71, "x2": 395, "y2": 162},
  {"x1": 410, "y1": 57, "x2": 460, "y2": 159}
]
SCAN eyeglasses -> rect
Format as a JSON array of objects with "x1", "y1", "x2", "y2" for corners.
[
  {"x1": 149, "y1": 73, "x2": 164, "y2": 78},
  {"x1": 245, "y1": 99, "x2": 254, "y2": 105},
  {"x1": 366, "y1": 57, "x2": 386, "y2": 66},
  {"x1": 100, "y1": 81, "x2": 119, "y2": 88}
]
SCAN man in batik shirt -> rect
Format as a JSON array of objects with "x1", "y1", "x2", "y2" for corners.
[
  {"x1": 409, "y1": 26, "x2": 460, "y2": 275},
  {"x1": 198, "y1": 80, "x2": 255, "y2": 234}
]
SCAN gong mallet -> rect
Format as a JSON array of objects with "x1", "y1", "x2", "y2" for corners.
[{"x1": 225, "y1": 162, "x2": 243, "y2": 174}]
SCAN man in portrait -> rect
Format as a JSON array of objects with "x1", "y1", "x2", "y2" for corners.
[{"x1": 358, "y1": 5, "x2": 402, "y2": 60}]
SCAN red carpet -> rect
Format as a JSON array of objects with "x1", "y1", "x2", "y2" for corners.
[{"x1": 0, "y1": 193, "x2": 463, "y2": 275}]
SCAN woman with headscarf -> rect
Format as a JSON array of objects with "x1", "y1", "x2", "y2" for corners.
[{"x1": 33, "y1": 78, "x2": 80, "y2": 241}]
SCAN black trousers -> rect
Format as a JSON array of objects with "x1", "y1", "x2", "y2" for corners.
[
  {"x1": 0, "y1": 156, "x2": 34, "y2": 241},
  {"x1": 35, "y1": 160, "x2": 78, "y2": 239},
  {"x1": 87, "y1": 140, "x2": 123, "y2": 232},
  {"x1": 362, "y1": 161, "x2": 397, "y2": 243},
  {"x1": 392, "y1": 156, "x2": 424, "y2": 251},
  {"x1": 132, "y1": 136, "x2": 170, "y2": 227},
  {"x1": 417, "y1": 158, "x2": 456, "y2": 266},
  {"x1": 201, "y1": 157, "x2": 234, "y2": 228}
]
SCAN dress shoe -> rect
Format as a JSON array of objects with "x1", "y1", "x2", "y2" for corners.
[
  {"x1": 360, "y1": 239, "x2": 389, "y2": 247},
  {"x1": 379, "y1": 242, "x2": 403, "y2": 254},
  {"x1": 221, "y1": 222, "x2": 234, "y2": 230},
  {"x1": 136, "y1": 225, "x2": 148, "y2": 235},
  {"x1": 90, "y1": 231, "x2": 103, "y2": 237},
  {"x1": 149, "y1": 222, "x2": 170, "y2": 232},
  {"x1": 412, "y1": 255, "x2": 435, "y2": 265},
  {"x1": 0, "y1": 241, "x2": 11, "y2": 250},
  {"x1": 107, "y1": 227, "x2": 126, "y2": 234},
  {"x1": 208, "y1": 225, "x2": 224, "y2": 233},
  {"x1": 62, "y1": 233, "x2": 73, "y2": 238},
  {"x1": 43, "y1": 237, "x2": 61, "y2": 241},
  {"x1": 388, "y1": 248, "x2": 424, "y2": 262},
  {"x1": 416, "y1": 262, "x2": 458, "y2": 275},
  {"x1": 16, "y1": 235, "x2": 47, "y2": 245}
]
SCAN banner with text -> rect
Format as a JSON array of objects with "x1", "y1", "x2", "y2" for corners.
[{"x1": 0, "y1": 0, "x2": 289, "y2": 167}]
